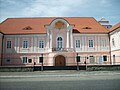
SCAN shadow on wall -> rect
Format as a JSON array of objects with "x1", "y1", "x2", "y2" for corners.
[
  {"x1": 73, "y1": 29, "x2": 80, "y2": 33},
  {"x1": 2, "y1": 47, "x2": 25, "y2": 66}
]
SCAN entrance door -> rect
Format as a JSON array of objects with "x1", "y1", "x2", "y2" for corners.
[{"x1": 55, "y1": 55, "x2": 66, "y2": 66}]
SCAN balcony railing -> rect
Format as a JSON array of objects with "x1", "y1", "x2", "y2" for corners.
[{"x1": 52, "y1": 48, "x2": 74, "y2": 52}]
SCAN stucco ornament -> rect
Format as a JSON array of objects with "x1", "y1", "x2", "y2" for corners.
[{"x1": 55, "y1": 21, "x2": 65, "y2": 30}]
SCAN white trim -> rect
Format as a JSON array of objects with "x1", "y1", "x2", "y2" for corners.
[
  {"x1": 22, "y1": 56, "x2": 28, "y2": 64},
  {"x1": 38, "y1": 40, "x2": 44, "y2": 49},
  {"x1": 22, "y1": 39, "x2": 29, "y2": 49},
  {"x1": 56, "y1": 35, "x2": 64, "y2": 48},
  {"x1": 88, "y1": 37, "x2": 94, "y2": 48},
  {"x1": 66, "y1": 30, "x2": 69, "y2": 48},
  {"x1": 6, "y1": 39, "x2": 12, "y2": 49},
  {"x1": 50, "y1": 18, "x2": 69, "y2": 27}
]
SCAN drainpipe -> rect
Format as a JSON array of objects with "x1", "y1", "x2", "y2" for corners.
[
  {"x1": 1, "y1": 34, "x2": 4, "y2": 66},
  {"x1": 108, "y1": 34, "x2": 112, "y2": 64}
]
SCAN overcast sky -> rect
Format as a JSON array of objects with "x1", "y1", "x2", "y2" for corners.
[{"x1": 0, "y1": 0, "x2": 120, "y2": 25}]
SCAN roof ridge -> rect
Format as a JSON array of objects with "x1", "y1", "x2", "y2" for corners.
[{"x1": 4, "y1": 17, "x2": 94, "y2": 19}]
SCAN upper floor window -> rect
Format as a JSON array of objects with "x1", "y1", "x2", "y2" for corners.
[
  {"x1": 89, "y1": 40, "x2": 93, "y2": 47},
  {"x1": 102, "y1": 39, "x2": 106, "y2": 47},
  {"x1": 39, "y1": 40, "x2": 44, "y2": 48},
  {"x1": 57, "y1": 37, "x2": 63, "y2": 48},
  {"x1": 23, "y1": 40, "x2": 28, "y2": 48},
  {"x1": 76, "y1": 40, "x2": 80, "y2": 48},
  {"x1": 7, "y1": 40, "x2": 12, "y2": 48},
  {"x1": 112, "y1": 38, "x2": 115, "y2": 46}
]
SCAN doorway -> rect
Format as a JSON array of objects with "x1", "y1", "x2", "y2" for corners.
[{"x1": 55, "y1": 55, "x2": 66, "y2": 66}]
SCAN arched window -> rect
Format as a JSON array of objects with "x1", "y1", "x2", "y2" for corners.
[{"x1": 57, "y1": 37, "x2": 63, "y2": 49}]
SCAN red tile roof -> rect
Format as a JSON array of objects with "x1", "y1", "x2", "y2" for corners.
[
  {"x1": 109, "y1": 22, "x2": 120, "y2": 32},
  {"x1": 0, "y1": 17, "x2": 109, "y2": 34}
]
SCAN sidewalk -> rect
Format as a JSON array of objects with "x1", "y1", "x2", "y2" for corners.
[{"x1": 0, "y1": 71, "x2": 120, "y2": 78}]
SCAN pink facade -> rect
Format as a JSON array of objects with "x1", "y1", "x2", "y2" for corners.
[{"x1": 0, "y1": 17, "x2": 119, "y2": 67}]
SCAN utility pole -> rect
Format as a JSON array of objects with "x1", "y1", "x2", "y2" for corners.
[
  {"x1": 76, "y1": 53, "x2": 80, "y2": 71},
  {"x1": 40, "y1": 54, "x2": 43, "y2": 71}
]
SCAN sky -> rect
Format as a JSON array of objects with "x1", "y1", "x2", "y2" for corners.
[{"x1": 0, "y1": 0, "x2": 120, "y2": 25}]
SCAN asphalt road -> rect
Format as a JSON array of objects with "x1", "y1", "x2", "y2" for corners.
[{"x1": 0, "y1": 71, "x2": 120, "y2": 90}]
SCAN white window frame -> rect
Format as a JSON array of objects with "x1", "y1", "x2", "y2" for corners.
[
  {"x1": 89, "y1": 56, "x2": 95, "y2": 64},
  {"x1": 23, "y1": 40, "x2": 28, "y2": 48},
  {"x1": 76, "y1": 39, "x2": 80, "y2": 48},
  {"x1": 102, "y1": 39, "x2": 107, "y2": 47},
  {"x1": 112, "y1": 38, "x2": 115, "y2": 47},
  {"x1": 22, "y1": 57, "x2": 28, "y2": 64},
  {"x1": 39, "y1": 40, "x2": 44, "y2": 48},
  {"x1": 57, "y1": 37, "x2": 63, "y2": 49},
  {"x1": 98, "y1": 56, "x2": 103, "y2": 64},
  {"x1": 6, "y1": 40, "x2": 12, "y2": 49},
  {"x1": 89, "y1": 39, "x2": 94, "y2": 48}
]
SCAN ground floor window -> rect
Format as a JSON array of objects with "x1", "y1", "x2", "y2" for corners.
[
  {"x1": 89, "y1": 56, "x2": 95, "y2": 64},
  {"x1": 28, "y1": 59, "x2": 32, "y2": 63},
  {"x1": 22, "y1": 57, "x2": 28, "y2": 63},
  {"x1": 6, "y1": 58, "x2": 11, "y2": 64},
  {"x1": 39, "y1": 57, "x2": 43, "y2": 63},
  {"x1": 98, "y1": 56, "x2": 102, "y2": 64},
  {"x1": 22, "y1": 57, "x2": 33, "y2": 64},
  {"x1": 103, "y1": 56, "x2": 107, "y2": 61}
]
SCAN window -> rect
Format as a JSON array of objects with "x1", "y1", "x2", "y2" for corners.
[
  {"x1": 22, "y1": 57, "x2": 27, "y2": 63},
  {"x1": 89, "y1": 56, "x2": 95, "y2": 64},
  {"x1": 89, "y1": 40, "x2": 93, "y2": 47},
  {"x1": 39, "y1": 40, "x2": 44, "y2": 48},
  {"x1": 57, "y1": 37, "x2": 63, "y2": 49},
  {"x1": 39, "y1": 57, "x2": 43, "y2": 63},
  {"x1": 98, "y1": 56, "x2": 103, "y2": 64},
  {"x1": 102, "y1": 39, "x2": 106, "y2": 47},
  {"x1": 103, "y1": 56, "x2": 107, "y2": 61},
  {"x1": 23, "y1": 40, "x2": 28, "y2": 48},
  {"x1": 76, "y1": 40, "x2": 80, "y2": 48},
  {"x1": 6, "y1": 58, "x2": 11, "y2": 63},
  {"x1": 7, "y1": 40, "x2": 12, "y2": 48},
  {"x1": 28, "y1": 59, "x2": 32, "y2": 63},
  {"x1": 112, "y1": 38, "x2": 115, "y2": 46}
]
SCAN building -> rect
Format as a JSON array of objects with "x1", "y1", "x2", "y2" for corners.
[
  {"x1": 109, "y1": 22, "x2": 120, "y2": 65},
  {"x1": 98, "y1": 18, "x2": 112, "y2": 29},
  {"x1": 0, "y1": 17, "x2": 118, "y2": 67}
]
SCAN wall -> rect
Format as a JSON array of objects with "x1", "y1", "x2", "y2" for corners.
[
  {"x1": 2, "y1": 34, "x2": 47, "y2": 66},
  {"x1": 110, "y1": 28, "x2": 120, "y2": 64},
  {"x1": 2, "y1": 33, "x2": 111, "y2": 66},
  {"x1": 73, "y1": 34, "x2": 110, "y2": 64}
]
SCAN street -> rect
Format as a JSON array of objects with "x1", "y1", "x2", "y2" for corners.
[{"x1": 0, "y1": 71, "x2": 120, "y2": 90}]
